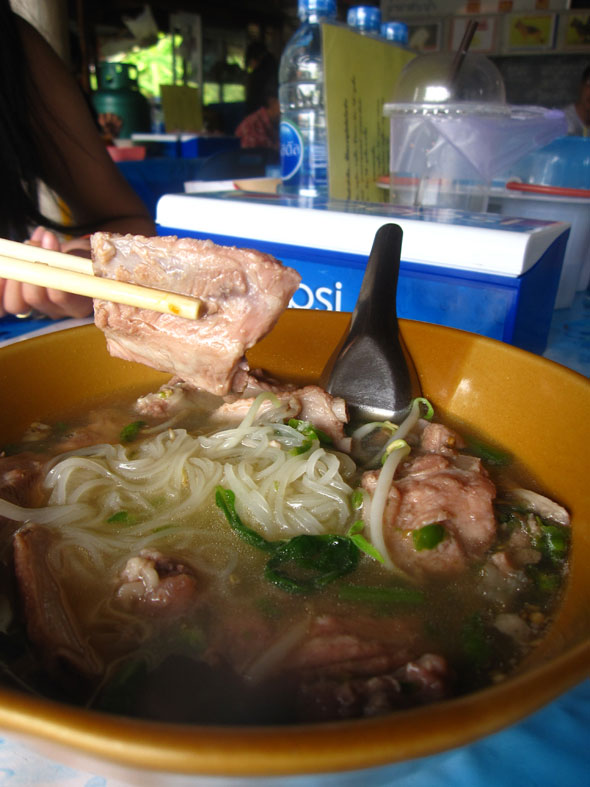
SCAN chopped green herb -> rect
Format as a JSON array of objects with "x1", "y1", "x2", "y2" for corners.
[
  {"x1": 289, "y1": 439, "x2": 313, "y2": 456},
  {"x1": 461, "y1": 612, "x2": 491, "y2": 668},
  {"x1": 106, "y1": 510, "x2": 137, "y2": 526},
  {"x1": 216, "y1": 487, "x2": 371, "y2": 594},
  {"x1": 288, "y1": 419, "x2": 333, "y2": 445},
  {"x1": 465, "y1": 436, "x2": 511, "y2": 466},
  {"x1": 535, "y1": 520, "x2": 570, "y2": 563},
  {"x1": 265, "y1": 534, "x2": 359, "y2": 594},
  {"x1": 350, "y1": 489, "x2": 364, "y2": 509},
  {"x1": 412, "y1": 523, "x2": 446, "y2": 551},
  {"x1": 527, "y1": 566, "x2": 562, "y2": 593},
  {"x1": 496, "y1": 507, "x2": 525, "y2": 531},
  {"x1": 215, "y1": 487, "x2": 278, "y2": 553},
  {"x1": 119, "y1": 420, "x2": 146, "y2": 443}
]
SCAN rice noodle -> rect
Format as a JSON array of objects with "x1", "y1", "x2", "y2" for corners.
[
  {"x1": 243, "y1": 617, "x2": 310, "y2": 684},
  {"x1": 367, "y1": 442, "x2": 411, "y2": 572},
  {"x1": 1, "y1": 398, "x2": 356, "y2": 566}
]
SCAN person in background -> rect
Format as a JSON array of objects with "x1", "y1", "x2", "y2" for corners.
[
  {"x1": 244, "y1": 40, "x2": 278, "y2": 115},
  {"x1": 563, "y1": 65, "x2": 590, "y2": 136},
  {"x1": 0, "y1": 1, "x2": 155, "y2": 320},
  {"x1": 235, "y1": 76, "x2": 280, "y2": 151}
]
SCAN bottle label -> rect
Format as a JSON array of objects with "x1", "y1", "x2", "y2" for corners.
[{"x1": 280, "y1": 120, "x2": 303, "y2": 181}]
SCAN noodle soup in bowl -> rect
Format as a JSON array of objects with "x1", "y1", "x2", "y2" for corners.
[{"x1": 0, "y1": 309, "x2": 588, "y2": 785}]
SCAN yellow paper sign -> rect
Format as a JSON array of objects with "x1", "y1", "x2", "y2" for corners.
[
  {"x1": 160, "y1": 84, "x2": 203, "y2": 133},
  {"x1": 322, "y1": 25, "x2": 414, "y2": 202}
]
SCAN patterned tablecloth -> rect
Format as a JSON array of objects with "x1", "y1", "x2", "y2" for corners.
[{"x1": 0, "y1": 296, "x2": 588, "y2": 786}]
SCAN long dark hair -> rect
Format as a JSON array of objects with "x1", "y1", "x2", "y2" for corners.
[
  {"x1": 0, "y1": 1, "x2": 93, "y2": 240},
  {"x1": 0, "y1": 3, "x2": 50, "y2": 238}
]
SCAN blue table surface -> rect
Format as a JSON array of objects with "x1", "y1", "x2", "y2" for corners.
[{"x1": 0, "y1": 294, "x2": 588, "y2": 786}]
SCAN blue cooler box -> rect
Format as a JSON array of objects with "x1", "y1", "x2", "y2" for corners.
[
  {"x1": 156, "y1": 192, "x2": 570, "y2": 355},
  {"x1": 131, "y1": 133, "x2": 240, "y2": 158}
]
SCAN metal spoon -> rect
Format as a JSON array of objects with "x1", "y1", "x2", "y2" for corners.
[{"x1": 322, "y1": 223, "x2": 421, "y2": 425}]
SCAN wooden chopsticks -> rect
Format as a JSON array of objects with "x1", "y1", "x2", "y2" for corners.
[{"x1": 0, "y1": 238, "x2": 203, "y2": 320}]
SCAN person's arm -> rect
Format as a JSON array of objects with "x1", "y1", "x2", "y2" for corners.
[
  {"x1": 19, "y1": 17, "x2": 155, "y2": 236},
  {"x1": 0, "y1": 18, "x2": 157, "y2": 319}
]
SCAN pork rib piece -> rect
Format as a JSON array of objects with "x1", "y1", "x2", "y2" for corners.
[{"x1": 91, "y1": 233, "x2": 301, "y2": 396}]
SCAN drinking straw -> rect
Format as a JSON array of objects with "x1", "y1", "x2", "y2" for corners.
[{"x1": 449, "y1": 19, "x2": 479, "y2": 88}]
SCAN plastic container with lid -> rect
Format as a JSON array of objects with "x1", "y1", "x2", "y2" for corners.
[
  {"x1": 384, "y1": 52, "x2": 566, "y2": 213},
  {"x1": 492, "y1": 135, "x2": 590, "y2": 304}
]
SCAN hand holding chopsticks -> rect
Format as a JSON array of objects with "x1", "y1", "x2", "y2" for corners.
[{"x1": 0, "y1": 237, "x2": 202, "y2": 320}]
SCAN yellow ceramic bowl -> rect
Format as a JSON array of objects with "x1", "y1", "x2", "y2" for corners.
[{"x1": 0, "y1": 311, "x2": 588, "y2": 784}]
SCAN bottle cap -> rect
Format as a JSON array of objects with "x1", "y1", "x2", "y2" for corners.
[
  {"x1": 381, "y1": 21, "x2": 408, "y2": 45},
  {"x1": 346, "y1": 6, "x2": 381, "y2": 33},
  {"x1": 298, "y1": 0, "x2": 337, "y2": 20}
]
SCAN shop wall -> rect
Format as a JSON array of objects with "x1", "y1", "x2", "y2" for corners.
[{"x1": 491, "y1": 53, "x2": 590, "y2": 107}]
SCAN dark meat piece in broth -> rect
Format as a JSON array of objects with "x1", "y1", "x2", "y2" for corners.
[
  {"x1": 116, "y1": 549, "x2": 204, "y2": 617},
  {"x1": 285, "y1": 616, "x2": 451, "y2": 721},
  {"x1": 91, "y1": 234, "x2": 301, "y2": 396},
  {"x1": 286, "y1": 614, "x2": 424, "y2": 679},
  {"x1": 297, "y1": 652, "x2": 451, "y2": 721},
  {"x1": 13, "y1": 524, "x2": 102, "y2": 681}
]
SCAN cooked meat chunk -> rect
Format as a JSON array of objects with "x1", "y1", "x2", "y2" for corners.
[
  {"x1": 505, "y1": 488, "x2": 570, "y2": 526},
  {"x1": 296, "y1": 652, "x2": 451, "y2": 722},
  {"x1": 286, "y1": 614, "x2": 424, "y2": 679},
  {"x1": 135, "y1": 373, "x2": 351, "y2": 451},
  {"x1": 363, "y1": 453, "x2": 497, "y2": 580},
  {"x1": 13, "y1": 524, "x2": 102, "y2": 679},
  {"x1": 296, "y1": 385, "x2": 351, "y2": 452},
  {"x1": 116, "y1": 549, "x2": 203, "y2": 617},
  {"x1": 91, "y1": 233, "x2": 301, "y2": 396},
  {"x1": 0, "y1": 453, "x2": 45, "y2": 509},
  {"x1": 419, "y1": 421, "x2": 465, "y2": 455},
  {"x1": 228, "y1": 372, "x2": 351, "y2": 451},
  {"x1": 494, "y1": 613, "x2": 534, "y2": 645}
]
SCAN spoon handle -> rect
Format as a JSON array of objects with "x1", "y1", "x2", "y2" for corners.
[
  {"x1": 349, "y1": 223, "x2": 403, "y2": 335},
  {"x1": 325, "y1": 223, "x2": 421, "y2": 424}
]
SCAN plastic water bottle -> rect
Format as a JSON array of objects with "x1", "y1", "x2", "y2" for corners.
[
  {"x1": 279, "y1": 0, "x2": 338, "y2": 198},
  {"x1": 346, "y1": 6, "x2": 381, "y2": 36},
  {"x1": 381, "y1": 20, "x2": 409, "y2": 46}
]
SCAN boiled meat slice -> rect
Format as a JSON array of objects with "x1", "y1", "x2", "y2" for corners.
[
  {"x1": 13, "y1": 524, "x2": 102, "y2": 681},
  {"x1": 362, "y1": 452, "x2": 497, "y2": 580},
  {"x1": 91, "y1": 233, "x2": 301, "y2": 396}
]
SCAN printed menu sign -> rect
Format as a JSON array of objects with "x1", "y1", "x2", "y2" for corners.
[{"x1": 322, "y1": 24, "x2": 414, "y2": 202}]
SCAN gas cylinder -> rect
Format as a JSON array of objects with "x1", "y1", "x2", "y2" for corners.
[{"x1": 91, "y1": 62, "x2": 151, "y2": 138}]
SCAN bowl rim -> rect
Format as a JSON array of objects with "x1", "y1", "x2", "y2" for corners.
[{"x1": 0, "y1": 641, "x2": 588, "y2": 777}]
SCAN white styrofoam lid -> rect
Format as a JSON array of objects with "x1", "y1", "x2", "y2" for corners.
[{"x1": 156, "y1": 192, "x2": 570, "y2": 278}]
